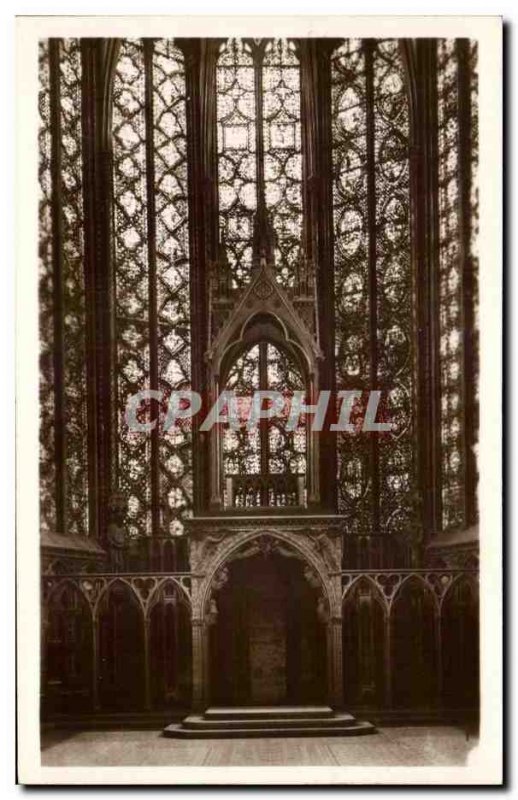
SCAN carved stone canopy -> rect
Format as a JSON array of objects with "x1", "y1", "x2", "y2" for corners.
[
  {"x1": 186, "y1": 515, "x2": 345, "y2": 621},
  {"x1": 208, "y1": 207, "x2": 322, "y2": 381},
  {"x1": 208, "y1": 262, "x2": 322, "y2": 380}
]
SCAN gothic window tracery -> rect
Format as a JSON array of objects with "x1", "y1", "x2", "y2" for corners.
[
  {"x1": 437, "y1": 39, "x2": 478, "y2": 531},
  {"x1": 38, "y1": 39, "x2": 90, "y2": 537},
  {"x1": 222, "y1": 342, "x2": 306, "y2": 507},
  {"x1": 331, "y1": 39, "x2": 416, "y2": 539},
  {"x1": 39, "y1": 40, "x2": 55, "y2": 534},
  {"x1": 437, "y1": 39, "x2": 464, "y2": 532},
  {"x1": 112, "y1": 39, "x2": 192, "y2": 537},
  {"x1": 217, "y1": 38, "x2": 302, "y2": 288},
  {"x1": 37, "y1": 37, "x2": 479, "y2": 546},
  {"x1": 36, "y1": 34, "x2": 483, "y2": 721}
]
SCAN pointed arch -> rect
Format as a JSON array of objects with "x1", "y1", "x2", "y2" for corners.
[
  {"x1": 441, "y1": 575, "x2": 479, "y2": 709},
  {"x1": 96, "y1": 579, "x2": 145, "y2": 710},
  {"x1": 147, "y1": 576, "x2": 191, "y2": 613},
  {"x1": 221, "y1": 338, "x2": 307, "y2": 504},
  {"x1": 206, "y1": 537, "x2": 328, "y2": 705},
  {"x1": 45, "y1": 576, "x2": 91, "y2": 612},
  {"x1": 42, "y1": 579, "x2": 93, "y2": 713},
  {"x1": 343, "y1": 574, "x2": 388, "y2": 614},
  {"x1": 94, "y1": 577, "x2": 142, "y2": 619},
  {"x1": 148, "y1": 579, "x2": 192, "y2": 709},
  {"x1": 195, "y1": 528, "x2": 340, "y2": 622},
  {"x1": 391, "y1": 572, "x2": 438, "y2": 612},
  {"x1": 391, "y1": 575, "x2": 438, "y2": 708},
  {"x1": 342, "y1": 576, "x2": 387, "y2": 706}
]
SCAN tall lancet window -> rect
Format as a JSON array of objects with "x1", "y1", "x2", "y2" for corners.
[
  {"x1": 38, "y1": 39, "x2": 90, "y2": 537},
  {"x1": 437, "y1": 39, "x2": 479, "y2": 531},
  {"x1": 222, "y1": 342, "x2": 307, "y2": 508},
  {"x1": 217, "y1": 38, "x2": 303, "y2": 288},
  {"x1": 332, "y1": 40, "x2": 416, "y2": 541},
  {"x1": 112, "y1": 39, "x2": 192, "y2": 537}
]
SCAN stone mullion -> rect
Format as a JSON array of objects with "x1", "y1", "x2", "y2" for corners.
[
  {"x1": 143, "y1": 39, "x2": 161, "y2": 538},
  {"x1": 80, "y1": 39, "x2": 120, "y2": 544},
  {"x1": 251, "y1": 40, "x2": 267, "y2": 209},
  {"x1": 80, "y1": 39, "x2": 108, "y2": 543},
  {"x1": 101, "y1": 42, "x2": 121, "y2": 539},
  {"x1": 259, "y1": 342, "x2": 270, "y2": 491},
  {"x1": 180, "y1": 39, "x2": 219, "y2": 513},
  {"x1": 297, "y1": 39, "x2": 319, "y2": 269},
  {"x1": 200, "y1": 40, "x2": 225, "y2": 261},
  {"x1": 364, "y1": 40, "x2": 381, "y2": 533},
  {"x1": 425, "y1": 41, "x2": 443, "y2": 540},
  {"x1": 316, "y1": 43, "x2": 339, "y2": 511},
  {"x1": 407, "y1": 39, "x2": 442, "y2": 543},
  {"x1": 298, "y1": 39, "x2": 339, "y2": 510}
]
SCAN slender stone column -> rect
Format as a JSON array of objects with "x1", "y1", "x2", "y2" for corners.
[
  {"x1": 92, "y1": 618, "x2": 100, "y2": 711},
  {"x1": 328, "y1": 616, "x2": 344, "y2": 709},
  {"x1": 384, "y1": 613, "x2": 393, "y2": 708},
  {"x1": 307, "y1": 377, "x2": 321, "y2": 507},
  {"x1": 434, "y1": 606, "x2": 443, "y2": 703},
  {"x1": 143, "y1": 619, "x2": 151, "y2": 711},
  {"x1": 191, "y1": 618, "x2": 206, "y2": 711},
  {"x1": 202, "y1": 620, "x2": 212, "y2": 707}
]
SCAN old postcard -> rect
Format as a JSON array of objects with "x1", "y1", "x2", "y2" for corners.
[{"x1": 16, "y1": 14, "x2": 502, "y2": 785}]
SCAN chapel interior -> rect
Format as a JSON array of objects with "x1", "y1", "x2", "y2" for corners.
[{"x1": 39, "y1": 36, "x2": 480, "y2": 747}]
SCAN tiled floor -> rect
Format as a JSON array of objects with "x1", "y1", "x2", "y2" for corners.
[{"x1": 41, "y1": 726, "x2": 477, "y2": 767}]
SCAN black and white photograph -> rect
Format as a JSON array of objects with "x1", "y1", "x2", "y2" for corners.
[{"x1": 14, "y1": 13, "x2": 502, "y2": 786}]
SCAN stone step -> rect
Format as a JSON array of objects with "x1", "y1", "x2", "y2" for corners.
[
  {"x1": 164, "y1": 720, "x2": 376, "y2": 739},
  {"x1": 181, "y1": 712, "x2": 356, "y2": 730},
  {"x1": 204, "y1": 705, "x2": 334, "y2": 721},
  {"x1": 163, "y1": 706, "x2": 376, "y2": 739}
]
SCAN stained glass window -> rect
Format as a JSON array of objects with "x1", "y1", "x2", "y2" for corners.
[
  {"x1": 222, "y1": 342, "x2": 306, "y2": 507},
  {"x1": 38, "y1": 39, "x2": 89, "y2": 537},
  {"x1": 38, "y1": 36, "x2": 480, "y2": 542},
  {"x1": 217, "y1": 39, "x2": 256, "y2": 287},
  {"x1": 39, "y1": 40, "x2": 56, "y2": 534},
  {"x1": 265, "y1": 344, "x2": 306, "y2": 476},
  {"x1": 331, "y1": 40, "x2": 371, "y2": 535},
  {"x1": 332, "y1": 39, "x2": 416, "y2": 539},
  {"x1": 217, "y1": 39, "x2": 302, "y2": 288},
  {"x1": 223, "y1": 345, "x2": 262, "y2": 476},
  {"x1": 113, "y1": 39, "x2": 191, "y2": 537},
  {"x1": 263, "y1": 39, "x2": 303, "y2": 287},
  {"x1": 437, "y1": 39, "x2": 479, "y2": 531},
  {"x1": 374, "y1": 40, "x2": 414, "y2": 539}
]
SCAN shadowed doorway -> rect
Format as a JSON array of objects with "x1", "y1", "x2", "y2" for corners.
[{"x1": 209, "y1": 551, "x2": 327, "y2": 706}]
